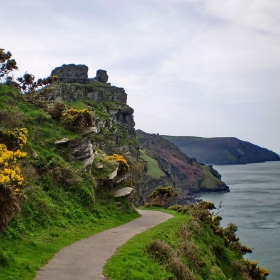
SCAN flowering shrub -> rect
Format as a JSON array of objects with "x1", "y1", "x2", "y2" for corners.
[
  {"x1": 105, "y1": 154, "x2": 129, "y2": 175},
  {"x1": 243, "y1": 260, "x2": 270, "y2": 280},
  {"x1": 48, "y1": 102, "x2": 66, "y2": 120},
  {"x1": 145, "y1": 186, "x2": 177, "y2": 208},
  {"x1": 0, "y1": 128, "x2": 27, "y2": 231},
  {"x1": 61, "y1": 108, "x2": 93, "y2": 131},
  {"x1": 0, "y1": 127, "x2": 27, "y2": 150}
]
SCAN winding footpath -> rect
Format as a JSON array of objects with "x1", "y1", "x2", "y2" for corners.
[{"x1": 34, "y1": 210, "x2": 173, "y2": 280}]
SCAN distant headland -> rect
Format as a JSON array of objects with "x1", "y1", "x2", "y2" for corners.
[{"x1": 162, "y1": 136, "x2": 280, "y2": 165}]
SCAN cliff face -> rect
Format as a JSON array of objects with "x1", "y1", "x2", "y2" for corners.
[
  {"x1": 136, "y1": 130, "x2": 229, "y2": 205},
  {"x1": 38, "y1": 83, "x2": 128, "y2": 104},
  {"x1": 34, "y1": 67, "x2": 135, "y2": 157},
  {"x1": 33, "y1": 64, "x2": 229, "y2": 205},
  {"x1": 163, "y1": 136, "x2": 280, "y2": 165}
]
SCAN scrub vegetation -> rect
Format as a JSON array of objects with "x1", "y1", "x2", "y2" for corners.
[
  {"x1": 104, "y1": 202, "x2": 269, "y2": 280},
  {"x1": 0, "y1": 84, "x2": 139, "y2": 279},
  {"x1": 1, "y1": 49, "x2": 269, "y2": 280}
]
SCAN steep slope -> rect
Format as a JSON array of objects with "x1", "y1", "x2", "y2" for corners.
[
  {"x1": 163, "y1": 136, "x2": 280, "y2": 164},
  {"x1": 0, "y1": 82, "x2": 141, "y2": 279},
  {"x1": 136, "y1": 130, "x2": 229, "y2": 204}
]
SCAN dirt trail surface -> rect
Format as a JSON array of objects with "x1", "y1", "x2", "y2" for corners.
[{"x1": 34, "y1": 210, "x2": 173, "y2": 280}]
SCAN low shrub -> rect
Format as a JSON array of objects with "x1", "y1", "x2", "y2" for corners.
[
  {"x1": 48, "y1": 102, "x2": 66, "y2": 120},
  {"x1": 105, "y1": 154, "x2": 129, "y2": 176},
  {"x1": 145, "y1": 186, "x2": 177, "y2": 208},
  {"x1": 0, "y1": 128, "x2": 27, "y2": 231},
  {"x1": 146, "y1": 239, "x2": 196, "y2": 280},
  {"x1": 61, "y1": 108, "x2": 93, "y2": 131}
]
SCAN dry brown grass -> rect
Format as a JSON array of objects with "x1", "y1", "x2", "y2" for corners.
[
  {"x1": 0, "y1": 111, "x2": 27, "y2": 129},
  {"x1": 146, "y1": 239, "x2": 197, "y2": 280}
]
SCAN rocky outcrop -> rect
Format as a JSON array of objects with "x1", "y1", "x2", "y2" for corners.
[
  {"x1": 51, "y1": 64, "x2": 88, "y2": 84},
  {"x1": 37, "y1": 83, "x2": 127, "y2": 104},
  {"x1": 72, "y1": 137, "x2": 95, "y2": 172},
  {"x1": 91, "y1": 69, "x2": 109, "y2": 83},
  {"x1": 54, "y1": 138, "x2": 70, "y2": 145},
  {"x1": 114, "y1": 187, "x2": 134, "y2": 197},
  {"x1": 35, "y1": 69, "x2": 136, "y2": 160}
]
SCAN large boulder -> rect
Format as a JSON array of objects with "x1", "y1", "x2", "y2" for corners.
[
  {"x1": 72, "y1": 137, "x2": 93, "y2": 160},
  {"x1": 51, "y1": 64, "x2": 88, "y2": 84},
  {"x1": 91, "y1": 69, "x2": 108, "y2": 83},
  {"x1": 114, "y1": 187, "x2": 134, "y2": 198}
]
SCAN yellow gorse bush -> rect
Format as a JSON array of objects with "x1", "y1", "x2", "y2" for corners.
[
  {"x1": 0, "y1": 142, "x2": 27, "y2": 187},
  {"x1": 0, "y1": 127, "x2": 28, "y2": 150},
  {"x1": 0, "y1": 127, "x2": 27, "y2": 188},
  {"x1": 244, "y1": 260, "x2": 270, "y2": 279},
  {"x1": 61, "y1": 108, "x2": 94, "y2": 130},
  {"x1": 0, "y1": 128, "x2": 28, "y2": 231},
  {"x1": 105, "y1": 154, "x2": 129, "y2": 175}
]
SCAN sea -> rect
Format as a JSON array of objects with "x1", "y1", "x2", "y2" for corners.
[{"x1": 201, "y1": 161, "x2": 280, "y2": 280}]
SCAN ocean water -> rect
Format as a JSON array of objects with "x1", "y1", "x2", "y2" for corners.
[{"x1": 202, "y1": 161, "x2": 280, "y2": 280}]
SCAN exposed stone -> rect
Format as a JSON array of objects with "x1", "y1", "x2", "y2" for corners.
[
  {"x1": 82, "y1": 127, "x2": 97, "y2": 136},
  {"x1": 83, "y1": 154, "x2": 95, "y2": 173},
  {"x1": 108, "y1": 167, "x2": 118, "y2": 180},
  {"x1": 51, "y1": 64, "x2": 88, "y2": 84},
  {"x1": 37, "y1": 83, "x2": 127, "y2": 104},
  {"x1": 97, "y1": 162, "x2": 103, "y2": 169},
  {"x1": 114, "y1": 187, "x2": 134, "y2": 198},
  {"x1": 72, "y1": 137, "x2": 93, "y2": 160},
  {"x1": 91, "y1": 69, "x2": 109, "y2": 83},
  {"x1": 55, "y1": 138, "x2": 70, "y2": 145},
  {"x1": 32, "y1": 150, "x2": 39, "y2": 160}
]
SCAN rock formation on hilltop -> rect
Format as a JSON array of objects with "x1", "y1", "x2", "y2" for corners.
[
  {"x1": 51, "y1": 64, "x2": 109, "y2": 84},
  {"x1": 33, "y1": 64, "x2": 230, "y2": 206},
  {"x1": 91, "y1": 69, "x2": 109, "y2": 83},
  {"x1": 51, "y1": 64, "x2": 89, "y2": 84}
]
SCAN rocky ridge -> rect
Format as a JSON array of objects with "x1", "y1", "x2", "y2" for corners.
[{"x1": 35, "y1": 64, "x2": 229, "y2": 205}]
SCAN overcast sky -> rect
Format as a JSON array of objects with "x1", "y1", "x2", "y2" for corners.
[{"x1": 2, "y1": 0, "x2": 280, "y2": 153}]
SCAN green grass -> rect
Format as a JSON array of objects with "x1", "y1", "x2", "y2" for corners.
[
  {"x1": 199, "y1": 165, "x2": 222, "y2": 189},
  {"x1": 104, "y1": 209, "x2": 183, "y2": 280},
  {"x1": 104, "y1": 209, "x2": 249, "y2": 280},
  {"x1": 0, "y1": 195, "x2": 140, "y2": 280},
  {"x1": 140, "y1": 149, "x2": 165, "y2": 178},
  {"x1": 0, "y1": 84, "x2": 140, "y2": 279}
]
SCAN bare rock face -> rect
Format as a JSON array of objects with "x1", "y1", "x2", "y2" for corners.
[
  {"x1": 72, "y1": 137, "x2": 93, "y2": 160},
  {"x1": 55, "y1": 138, "x2": 70, "y2": 145},
  {"x1": 51, "y1": 64, "x2": 88, "y2": 84},
  {"x1": 72, "y1": 137, "x2": 95, "y2": 173},
  {"x1": 114, "y1": 187, "x2": 134, "y2": 198},
  {"x1": 91, "y1": 69, "x2": 108, "y2": 83}
]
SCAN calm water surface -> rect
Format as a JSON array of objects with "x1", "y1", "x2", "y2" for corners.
[{"x1": 202, "y1": 161, "x2": 280, "y2": 280}]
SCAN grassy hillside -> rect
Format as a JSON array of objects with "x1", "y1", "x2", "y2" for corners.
[
  {"x1": 163, "y1": 136, "x2": 280, "y2": 165},
  {"x1": 136, "y1": 130, "x2": 229, "y2": 205},
  {"x1": 104, "y1": 204, "x2": 269, "y2": 280},
  {"x1": 0, "y1": 84, "x2": 269, "y2": 280},
  {"x1": 0, "y1": 84, "x2": 139, "y2": 279},
  {"x1": 139, "y1": 149, "x2": 165, "y2": 178}
]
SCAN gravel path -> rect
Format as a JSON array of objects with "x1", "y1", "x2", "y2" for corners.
[{"x1": 34, "y1": 210, "x2": 173, "y2": 280}]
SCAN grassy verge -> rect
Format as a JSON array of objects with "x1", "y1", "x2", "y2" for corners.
[
  {"x1": 104, "y1": 209, "x2": 183, "y2": 280},
  {"x1": 103, "y1": 208, "x2": 256, "y2": 280},
  {"x1": 0, "y1": 84, "x2": 141, "y2": 279},
  {"x1": 0, "y1": 199, "x2": 140, "y2": 280}
]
